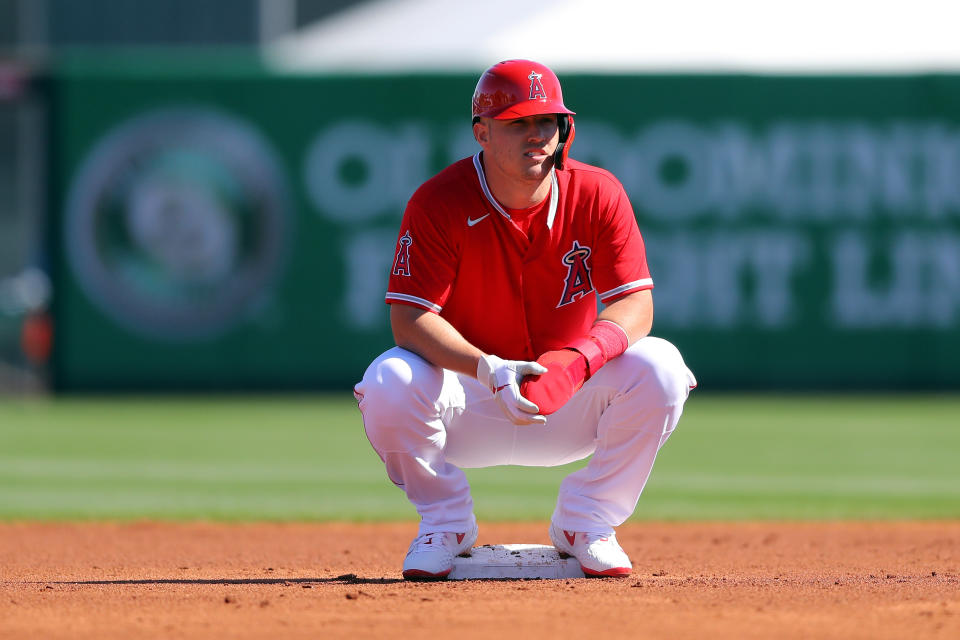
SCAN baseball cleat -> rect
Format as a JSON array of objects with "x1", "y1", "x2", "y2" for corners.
[
  {"x1": 401, "y1": 521, "x2": 479, "y2": 580},
  {"x1": 549, "y1": 523, "x2": 632, "y2": 577}
]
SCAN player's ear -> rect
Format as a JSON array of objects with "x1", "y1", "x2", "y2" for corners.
[{"x1": 473, "y1": 117, "x2": 489, "y2": 145}]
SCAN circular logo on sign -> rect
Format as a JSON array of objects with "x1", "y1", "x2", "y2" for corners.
[{"x1": 65, "y1": 108, "x2": 292, "y2": 340}]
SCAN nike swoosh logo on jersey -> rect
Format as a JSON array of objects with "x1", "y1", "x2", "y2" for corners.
[{"x1": 467, "y1": 214, "x2": 490, "y2": 227}]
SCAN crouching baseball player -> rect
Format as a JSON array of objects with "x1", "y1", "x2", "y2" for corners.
[{"x1": 354, "y1": 59, "x2": 696, "y2": 579}]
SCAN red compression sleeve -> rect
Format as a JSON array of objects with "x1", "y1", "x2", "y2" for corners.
[{"x1": 566, "y1": 320, "x2": 629, "y2": 378}]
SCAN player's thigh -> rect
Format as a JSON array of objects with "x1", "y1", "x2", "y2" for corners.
[
  {"x1": 442, "y1": 376, "x2": 518, "y2": 468},
  {"x1": 503, "y1": 336, "x2": 695, "y2": 467},
  {"x1": 444, "y1": 375, "x2": 600, "y2": 469},
  {"x1": 509, "y1": 378, "x2": 609, "y2": 466}
]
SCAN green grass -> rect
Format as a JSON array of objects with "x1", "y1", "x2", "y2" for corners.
[{"x1": 0, "y1": 393, "x2": 957, "y2": 521}]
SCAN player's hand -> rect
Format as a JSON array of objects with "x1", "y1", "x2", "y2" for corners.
[
  {"x1": 477, "y1": 354, "x2": 548, "y2": 426},
  {"x1": 519, "y1": 349, "x2": 589, "y2": 415}
]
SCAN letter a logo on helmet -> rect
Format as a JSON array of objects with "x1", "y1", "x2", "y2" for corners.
[{"x1": 528, "y1": 71, "x2": 547, "y2": 101}]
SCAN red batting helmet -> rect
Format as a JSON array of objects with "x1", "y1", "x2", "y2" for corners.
[
  {"x1": 472, "y1": 59, "x2": 577, "y2": 169},
  {"x1": 472, "y1": 59, "x2": 575, "y2": 120}
]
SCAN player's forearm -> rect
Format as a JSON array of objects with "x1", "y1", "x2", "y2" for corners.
[
  {"x1": 596, "y1": 289, "x2": 653, "y2": 344},
  {"x1": 390, "y1": 304, "x2": 484, "y2": 378},
  {"x1": 521, "y1": 289, "x2": 654, "y2": 415}
]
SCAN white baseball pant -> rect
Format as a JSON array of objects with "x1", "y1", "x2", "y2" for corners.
[{"x1": 354, "y1": 336, "x2": 696, "y2": 536}]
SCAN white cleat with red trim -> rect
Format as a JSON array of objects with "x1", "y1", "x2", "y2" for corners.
[
  {"x1": 401, "y1": 522, "x2": 479, "y2": 580},
  {"x1": 549, "y1": 523, "x2": 632, "y2": 577}
]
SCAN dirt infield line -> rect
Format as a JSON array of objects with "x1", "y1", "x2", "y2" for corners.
[{"x1": 1, "y1": 521, "x2": 957, "y2": 639}]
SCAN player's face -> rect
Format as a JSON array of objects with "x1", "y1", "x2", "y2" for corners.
[{"x1": 475, "y1": 114, "x2": 560, "y2": 184}]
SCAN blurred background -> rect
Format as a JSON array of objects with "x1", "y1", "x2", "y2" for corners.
[
  {"x1": 2, "y1": 0, "x2": 960, "y2": 395},
  {"x1": 0, "y1": 0, "x2": 958, "y2": 523}
]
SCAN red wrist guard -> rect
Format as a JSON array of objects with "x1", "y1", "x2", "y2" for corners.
[{"x1": 565, "y1": 321, "x2": 629, "y2": 379}]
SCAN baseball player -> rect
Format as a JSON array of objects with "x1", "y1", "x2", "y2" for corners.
[{"x1": 354, "y1": 59, "x2": 696, "y2": 579}]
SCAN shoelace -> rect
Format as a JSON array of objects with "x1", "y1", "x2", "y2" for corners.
[
  {"x1": 583, "y1": 532, "x2": 616, "y2": 545},
  {"x1": 562, "y1": 529, "x2": 620, "y2": 549},
  {"x1": 409, "y1": 532, "x2": 450, "y2": 552}
]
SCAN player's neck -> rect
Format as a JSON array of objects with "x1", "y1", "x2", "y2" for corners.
[{"x1": 482, "y1": 160, "x2": 553, "y2": 209}]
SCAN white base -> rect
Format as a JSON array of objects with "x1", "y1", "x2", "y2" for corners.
[{"x1": 448, "y1": 544, "x2": 585, "y2": 580}]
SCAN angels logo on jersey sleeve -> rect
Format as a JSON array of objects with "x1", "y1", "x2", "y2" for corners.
[
  {"x1": 392, "y1": 231, "x2": 413, "y2": 277},
  {"x1": 557, "y1": 240, "x2": 595, "y2": 307}
]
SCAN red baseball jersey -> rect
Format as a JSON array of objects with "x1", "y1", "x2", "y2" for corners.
[{"x1": 386, "y1": 153, "x2": 652, "y2": 361}]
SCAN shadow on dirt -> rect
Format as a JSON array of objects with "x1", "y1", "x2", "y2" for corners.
[{"x1": 40, "y1": 574, "x2": 404, "y2": 586}]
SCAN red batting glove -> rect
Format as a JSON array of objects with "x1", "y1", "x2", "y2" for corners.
[
  {"x1": 520, "y1": 349, "x2": 589, "y2": 415},
  {"x1": 520, "y1": 321, "x2": 630, "y2": 415}
]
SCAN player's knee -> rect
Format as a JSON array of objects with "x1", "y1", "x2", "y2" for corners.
[
  {"x1": 355, "y1": 348, "x2": 445, "y2": 434},
  {"x1": 625, "y1": 337, "x2": 696, "y2": 407}
]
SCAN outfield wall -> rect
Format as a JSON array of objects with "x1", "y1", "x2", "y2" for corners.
[{"x1": 47, "y1": 58, "x2": 960, "y2": 390}]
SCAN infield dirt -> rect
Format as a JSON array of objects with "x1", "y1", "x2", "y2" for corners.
[{"x1": 1, "y1": 521, "x2": 957, "y2": 639}]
